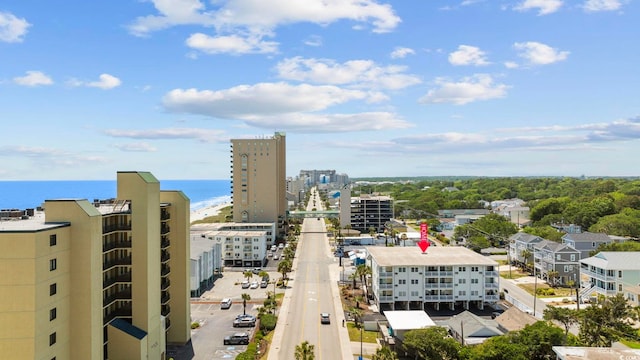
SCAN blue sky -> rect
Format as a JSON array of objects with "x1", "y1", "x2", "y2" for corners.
[{"x1": 1, "y1": 0, "x2": 638, "y2": 180}]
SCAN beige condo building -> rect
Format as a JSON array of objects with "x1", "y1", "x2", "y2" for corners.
[
  {"x1": 0, "y1": 171, "x2": 190, "y2": 360},
  {"x1": 230, "y1": 132, "x2": 287, "y2": 239}
]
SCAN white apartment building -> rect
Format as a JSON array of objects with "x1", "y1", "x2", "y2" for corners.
[
  {"x1": 580, "y1": 252, "x2": 640, "y2": 305},
  {"x1": 190, "y1": 236, "x2": 222, "y2": 297},
  {"x1": 367, "y1": 246, "x2": 500, "y2": 313},
  {"x1": 210, "y1": 230, "x2": 268, "y2": 268}
]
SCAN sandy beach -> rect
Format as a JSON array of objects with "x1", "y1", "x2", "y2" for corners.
[{"x1": 190, "y1": 202, "x2": 231, "y2": 223}]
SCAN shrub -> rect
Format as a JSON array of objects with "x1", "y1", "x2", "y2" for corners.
[
  {"x1": 190, "y1": 322, "x2": 200, "y2": 329},
  {"x1": 260, "y1": 313, "x2": 277, "y2": 332}
]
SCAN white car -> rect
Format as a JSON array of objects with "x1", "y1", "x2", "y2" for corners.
[
  {"x1": 273, "y1": 254, "x2": 280, "y2": 260},
  {"x1": 249, "y1": 281, "x2": 259, "y2": 289},
  {"x1": 278, "y1": 243, "x2": 284, "y2": 249}
]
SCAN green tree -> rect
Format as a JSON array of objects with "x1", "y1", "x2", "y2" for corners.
[
  {"x1": 278, "y1": 258, "x2": 292, "y2": 284},
  {"x1": 578, "y1": 294, "x2": 636, "y2": 346},
  {"x1": 514, "y1": 321, "x2": 565, "y2": 359},
  {"x1": 372, "y1": 346, "x2": 399, "y2": 360},
  {"x1": 466, "y1": 235, "x2": 491, "y2": 252},
  {"x1": 241, "y1": 293, "x2": 251, "y2": 315},
  {"x1": 243, "y1": 270, "x2": 253, "y2": 282},
  {"x1": 462, "y1": 335, "x2": 528, "y2": 360},
  {"x1": 544, "y1": 307, "x2": 578, "y2": 343},
  {"x1": 356, "y1": 264, "x2": 372, "y2": 290},
  {"x1": 294, "y1": 341, "x2": 315, "y2": 360},
  {"x1": 402, "y1": 327, "x2": 461, "y2": 360}
]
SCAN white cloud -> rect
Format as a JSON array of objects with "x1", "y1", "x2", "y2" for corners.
[
  {"x1": 275, "y1": 57, "x2": 421, "y2": 90},
  {"x1": 129, "y1": 0, "x2": 400, "y2": 54},
  {"x1": 185, "y1": 32, "x2": 278, "y2": 54},
  {"x1": 514, "y1": 0, "x2": 563, "y2": 15},
  {"x1": 114, "y1": 142, "x2": 158, "y2": 152},
  {"x1": 419, "y1": 74, "x2": 509, "y2": 105},
  {"x1": 448, "y1": 45, "x2": 490, "y2": 66},
  {"x1": 504, "y1": 61, "x2": 519, "y2": 69},
  {"x1": 239, "y1": 112, "x2": 412, "y2": 133},
  {"x1": 0, "y1": 11, "x2": 30, "y2": 43},
  {"x1": 304, "y1": 35, "x2": 323, "y2": 47},
  {"x1": 103, "y1": 128, "x2": 227, "y2": 143},
  {"x1": 162, "y1": 82, "x2": 373, "y2": 118},
  {"x1": 13, "y1": 71, "x2": 53, "y2": 87},
  {"x1": 514, "y1": 41, "x2": 569, "y2": 65},
  {"x1": 390, "y1": 47, "x2": 415, "y2": 59},
  {"x1": 68, "y1": 74, "x2": 122, "y2": 89},
  {"x1": 583, "y1": 0, "x2": 622, "y2": 12}
]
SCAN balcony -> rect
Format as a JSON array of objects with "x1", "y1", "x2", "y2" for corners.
[
  {"x1": 162, "y1": 304, "x2": 171, "y2": 316},
  {"x1": 103, "y1": 272, "x2": 132, "y2": 288},
  {"x1": 102, "y1": 223, "x2": 132, "y2": 234},
  {"x1": 161, "y1": 265, "x2": 170, "y2": 277},
  {"x1": 379, "y1": 284, "x2": 393, "y2": 289},
  {"x1": 379, "y1": 296, "x2": 394, "y2": 302},
  {"x1": 103, "y1": 305, "x2": 132, "y2": 325},
  {"x1": 379, "y1": 271, "x2": 393, "y2": 277},
  {"x1": 161, "y1": 238, "x2": 170, "y2": 249},
  {"x1": 161, "y1": 292, "x2": 171, "y2": 304},
  {"x1": 161, "y1": 278, "x2": 171, "y2": 290},
  {"x1": 425, "y1": 283, "x2": 439, "y2": 289},
  {"x1": 161, "y1": 225, "x2": 171, "y2": 235},
  {"x1": 103, "y1": 256, "x2": 132, "y2": 271},
  {"x1": 161, "y1": 251, "x2": 171, "y2": 263},
  {"x1": 103, "y1": 240, "x2": 132, "y2": 252},
  {"x1": 161, "y1": 211, "x2": 171, "y2": 221},
  {"x1": 103, "y1": 288, "x2": 132, "y2": 307}
]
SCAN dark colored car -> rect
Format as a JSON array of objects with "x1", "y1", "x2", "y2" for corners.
[{"x1": 224, "y1": 332, "x2": 250, "y2": 345}]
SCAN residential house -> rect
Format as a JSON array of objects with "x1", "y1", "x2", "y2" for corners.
[
  {"x1": 438, "y1": 310, "x2": 503, "y2": 345},
  {"x1": 508, "y1": 232, "x2": 544, "y2": 266},
  {"x1": 562, "y1": 232, "x2": 614, "y2": 259},
  {"x1": 580, "y1": 252, "x2": 640, "y2": 303},
  {"x1": 534, "y1": 240, "x2": 580, "y2": 286}
]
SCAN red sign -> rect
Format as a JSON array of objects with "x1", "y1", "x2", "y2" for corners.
[{"x1": 418, "y1": 223, "x2": 430, "y2": 253}]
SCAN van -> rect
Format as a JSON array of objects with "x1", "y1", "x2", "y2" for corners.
[{"x1": 221, "y1": 298, "x2": 232, "y2": 309}]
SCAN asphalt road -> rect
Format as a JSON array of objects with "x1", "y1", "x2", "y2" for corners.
[{"x1": 268, "y1": 191, "x2": 345, "y2": 360}]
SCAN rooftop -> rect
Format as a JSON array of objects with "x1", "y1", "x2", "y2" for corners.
[
  {"x1": 553, "y1": 346, "x2": 640, "y2": 360},
  {"x1": 366, "y1": 246, "x2": 499, "y2": 267},
  {"x1": 580, "y1": 252, "x2": 640, "y2": 270},
  {"x1": 384, "y1": 310, "x2": 435, "y2": 331}
]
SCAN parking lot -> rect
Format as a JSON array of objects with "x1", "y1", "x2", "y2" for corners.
[{"x1": 167, "y1": 255, "x2": 287, "y2": 360}]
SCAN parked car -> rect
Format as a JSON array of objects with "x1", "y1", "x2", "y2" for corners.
[
  {"x1": 273, "y1": 254, "x2": 280, "y2": 260},
  {"x1": 221, "y1": 298, "x2": 232, "y2": 309},
  {"x1": 241, "y1": 281, "x2": 250, "y2": 289},
  {"x1": 260, "y1": 280, "x2": 268, "y2": 288},
  {"x1": 271, "y1": 245, "x2": 277, "y2": 252},
  {"x1": 224, "y1": 332, "x2": 250, "y2": 345},
  {"x1": 278, "y1": 243, "x2": 284, "y2": 249},
  {"x1": 320, "y1": 312, "x2": 330, "y2": 324},
  {"x1": 249, "y1": 281, "x2": 259, "y2": 289},
  {"x1": 252, "y1": 268, "x2": 262, "y2": 274},
  {"x1": 233, "y1": 316, "x2": 256, "y2": 327}
]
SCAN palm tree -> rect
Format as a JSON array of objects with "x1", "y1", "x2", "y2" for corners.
[
  {"x1": 372, "y1": 346, "x2": 399, "y2": 360},
  {"x1": 294, "y1": 341, "x2": 315, "y2": 360},
  {"x1": 547, "y1": 270, "x2": 559, "y2": 287},
  {"x1": 356, "y1": 264, "x2": 372, "y2": 294},
  {"x1": 278, "y1": 258, "x2": 292, "y2": 285},
  {"x1": 258, "y1": 270, "x2": 269, "y2": 282},
  {"x1": 241, "y1": 293, "x2": 251, "y2": 315},
  {"x1": 243, "y1": 270, "x2": 253, "y2": 282},
  {"x1": 521, "y1": 249, "x2": 533, "y2": 273},
  {"x1": 350, "y1": 306, "x2": 363, "y2": 328}
]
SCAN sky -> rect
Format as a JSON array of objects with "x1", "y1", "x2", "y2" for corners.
[{"x1": 1, "y1": 0, "x2": 639, "y2": 180}]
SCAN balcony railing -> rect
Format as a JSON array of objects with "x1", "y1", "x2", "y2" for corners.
[
  {"x1": 161, "y1": 225, "x2": 170, "y2": 235},
  {"x1": 161, "y1": 293, "x2": 171, "y2": 304},
  {"x1": 103, "y1": 256, "x2": 132, "y2": 271},
  {"x1": 103, "y1": 305, "x2": 132, "y2": 325},
  {"x1": 161, "y1": 266, "x2": 170, "y2": 276},
  {"x1": 102, "y1": 223, "x2": 132, "y2": 234},
  {"x1": 103, "y1": 272, "x2": 132, "y2": 288},
  {"x1": 103, "y1": 241, "x2": 132, "y2": 252},
  {"x1": 103, "y1": 288, "x2": 132, "y2": 307},
  {"x1": 161, "y1": 238, "x2": 170, "y2": 249},
  {"x1": 161, "y1": 212, "x2": 171, "y2": 221},
  {"x1": 161, "y1": 252, "x2": 171, "y2": 263}
]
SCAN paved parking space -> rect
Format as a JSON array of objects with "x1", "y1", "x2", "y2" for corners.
[{"x1": 197, "y1": 268, "x2": 283, "y2": 302}]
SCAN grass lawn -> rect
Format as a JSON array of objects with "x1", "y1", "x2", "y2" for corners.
[
  {"x1": 519, "y1": 283, "x2": 574, "y2": 298},
  {"x1": 500, "y1": 270, "x2": 530, "y2": 280},
  {"x1": 620, "y1": 339, "x2": 640, "y2": 349},
  {"x1": 346, "y1": 322, "x2": 378, "y2": 343}
]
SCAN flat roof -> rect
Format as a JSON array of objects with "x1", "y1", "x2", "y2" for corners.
[
  {"x1": 553, "y1": 346, "x2": 640, "y2": 360},
  {"x1": 385, "y1": 310, "x2": 435, "y2": 331},
  {"x1": 366, "y1": 246, "x2": 499, "y2": 267}
]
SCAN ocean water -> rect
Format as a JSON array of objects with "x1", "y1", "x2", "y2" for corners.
[{"x1": 0, "y1": 179, "x2": 231, "y2": 212}]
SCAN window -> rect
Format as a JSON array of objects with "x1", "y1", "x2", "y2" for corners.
[
  {"x1": 471, "y1": 290, "x2": 478, "y2": 296},
  {"x1": 398, "y1": 267, "x2": 406, "y2": 273},
  {"x1": 398, "y1": 291, "x2": 406, "y2": 296},
  {"x1": 411, "y1": 279, "x2": 419, "y2": 284},
  {"x1": 619, "y1": 271, "x2": 623, "y2": 278},
  {"x1": 398, "y1": 279, "x2": 406, "y2": 285},
  {"x1": 410, "y1": 267, "x2": 419, "y2": 272},
  {"x1": 557, "y1": 254, "x2": 561, "y2": 260},
  {"x1": 411, "y1": 291, "x2": 419, "y2": 297},
  {"x1": 471, "y1": 266, "x2": 478, "y2": 272},
  {"x1": 50, "y1": 283, "x2": 57, "y2": 296},
  {"x1": 458, "y1": 266, "x2": 466, "y2": 272},
  {"x1": 471, "y1": 278, "x2": 479, "y2": 284},
  {"x1": 458, "y1": 279, "x2": 466, "y2": 284},
  {"x1": 619, "y1": 284, "x2": 623, "y2": 292},
  {"x1": 458, "y1": 291, "x2": 466, "y2": 296},
  {"x1": 592, "y1": 242, "x2": 596, "y2": 248},
  {"x1": 49, "y1": 234, "x2": 57, "y2": 246},
  {"x1": 50, "y1": 308, "x2": 57, "y2": 321},
  {"x1": 49, "y1": 259, "x2": 57, "y2": 271},
  {"x1": 49, "y1": 332, "x2": 56, "y2": 346},
  {"x1": 570, "y1": 254, "x2": 576, "y2": 261}
]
